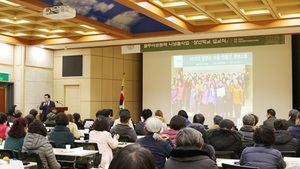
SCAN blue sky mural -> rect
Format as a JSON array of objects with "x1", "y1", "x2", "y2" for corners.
[{"x1": 40, "y1": 0, "x2": 174, "y2": 33}]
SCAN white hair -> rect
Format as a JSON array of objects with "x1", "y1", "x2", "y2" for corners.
[{"x1": 145, "y1": 117, "x2": 163, "y2": 141}]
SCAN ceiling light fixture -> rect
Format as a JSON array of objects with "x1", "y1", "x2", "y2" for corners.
[
  {"x1": 0, "y1": 0, "x2": 21, "y2": 7},
  {"x1": 80, "y1": 24, "x2": 96, "y2": 30},
  {"x1": 279, "y1": 13, "x2": 300, "y2": 19},
  {"x1": 0, "y1": 19, "x2": 30, "y2": 24},
  {"x1": 43, "y1": 2, "x2": 76, "y2": 20},
  {"x1": 240, "y1": 9, "x2": 269, "y2": 15},
  {"x1": 38, "y1": 29, "x2": 65, "y2": 33}
]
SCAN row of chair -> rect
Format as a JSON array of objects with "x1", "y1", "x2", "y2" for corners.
[{"x1": 215, "y1": 150, "x2": 297, "y2": 159}]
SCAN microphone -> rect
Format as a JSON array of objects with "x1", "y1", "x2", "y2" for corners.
[{"x1": 56, "y1": 101, "x2": 64, "y2": 106}]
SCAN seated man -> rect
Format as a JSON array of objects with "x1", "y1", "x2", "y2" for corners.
[
  {"x1": 207, "y1": 119, "x2": 245, "y2": 158},
  {"x1": 263, "y1": 108, "x2": 277, "y2": 128},
  {"x1": 288, "y1": 113, "x2": 300, "y2": 142},
  {"x1": 135, "y1": 109, "x2": 153, "y2": 135},
  {"x1": 239, "y1": 114, "x2": 255, "y2": 147},
  {"x1": 112, "y1": 109, "x2": 134, "y2": 129},
  {"x1": 273, "y1": 119, "x2": 298, "y2": 153},
  {"x1": 111, "y1": 110, "x2": 137, "y2": 142}
]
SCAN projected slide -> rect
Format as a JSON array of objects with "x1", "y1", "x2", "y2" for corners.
[{"x1": 171, "y1": 52, "x2": 253, "y2": 122}]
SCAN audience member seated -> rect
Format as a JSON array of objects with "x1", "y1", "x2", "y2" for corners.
[
  {"x1": 239, "y1": 114, "x2": 255, "y2": 147},
  {"x1": 109, "y1": 144, "x2": 156, "y2": 169},
  {"x1": 97, "y1": 109, "x2": 114, "y2": 127},
  {"x1": 48, "y1": 112, "x2": 75, "y2": 148},
  {"x1": 66, "y1": 114, "x2": 81, "y2": 139},
  {"x1": 137, "y1": 117, "x2": 174, "y2": 169},
  {"x1": 14, "y1": 110, "x2": 23, "y2": 118},
  {"x1": 160, "y1": 115, "x2": 186, "y2": 144},
  {"x1": 89, "y1": 116, "x2": 119, "y2": 169},
  {"x1": 250, "y1": 113, "x2": 259, "y2": 129},
  {"x1": 208, "y1": 115, "x2": 223, "y2": 130},
  {"x1": 188, "y1": 121, "x2": 216, "y2": 161},
  {"x1": 273, "y1": 119, "x2": 299, "y2": 153},
  {"x1": 263, "y1": 108, "x2": 277, "y2": 128},
  {"x1": 22, "y1": 120, "x2": 61, "y2": 169},
  {"x1": 0, "y1": 112, "x2": 10, "y2": 140},
  {"x1": 112, "y1": 109, "x2": 134, "y2": 129},
  {"x1": 155, "y1": 110, "x2": 167, "y2": 123},
  {"x1": 288, "y1": 113, "x2": 300, "y2": 142},
  {"x1": 111, "y1": 110, "x2": 137, "y2": 142},
  {"x1": 135, "y1": 109, "x2": 153, "y2": 135},
  {"x1": 29, "y1": 109, "x2": 38, "y2": 120},
  {"x1": 178, "y1": 110, "x2": 191, "y2": 126},
  {"x1": 24, "y1": 114, "x2": 35, "y2": 126},
  {"x1": 191, "y1": 113, "x2": 207, "y2": 129},
  {"x1": 73, "y1": 113, "x2": 84, "y2": 129},
  {"x1": 207, "y1": 119, "x2": 245, "y2": 158},
  {"x1": 240, "y1": 125, "x2": 286, "y2": 169},
  {"x1": 7, "y1": 105, "x2": 16, "y2": 123},
  {"x1": 44, "y1": 109, "x2": 58, "y2": 127},
  {"x1": 287, "y1": 109, "x2": 299, "y2": 127},
  {"x1": 165, "y1": 128, "x2": 218, "y2": 169},
  {"x1": 4, "y1": 118, "x2": 28, "y2": 151}
]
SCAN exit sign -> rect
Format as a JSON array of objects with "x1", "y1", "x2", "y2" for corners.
[{"x1": 0, "y1": 73, "x2": 9, "y2": 82}]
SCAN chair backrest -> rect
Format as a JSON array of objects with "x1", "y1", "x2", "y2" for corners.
[
  {"x1": 280, "y1": 151, "x2": 297, "y2": 157},
  {"x1": 215, "y1": 151, "x2": 235, "y2": 159},
  {"x1": 74, "y1": 142, "x2": 101, "y2": 168},
  {"x1": 222, "y1": 163, "x2": 260, "y2": 169},
  {"x1": 0, "y1": 149, "x2": 16, "y2": 159},
  {"x1": 18, "y1": 152, "x2": 44, "y2": 169}
]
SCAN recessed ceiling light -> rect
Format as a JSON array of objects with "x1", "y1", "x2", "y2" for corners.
[
  {"x1": 217, "y1": 18, "x2": 244, "y2": 23},
  {"x1": 279, "y1": 13, "x2": 300, "y2": 19},
  {"x1": 240, "y1": 9, "x2": 269, "y2": 15},
  {"x1": 38, "y1": 29, "x2": 65, "y2": 33},
  {"x1": 75, "y1": 31, "x2": 100, "y2": 35},
  {"x1": 36, "y1": 34, "x2": 61, "y2": 38},
  {"x1": 152, "y1": 0, "x2": 187, "y2": 7},
  {"x1": 2, "y1": 32, "x2": 27, "y2": 36}
]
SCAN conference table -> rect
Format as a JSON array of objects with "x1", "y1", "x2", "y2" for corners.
[
  {"x1": 217, "y1": 157, "x2": 300, "y2": 169},
  {"x1": 53, "y1": 147, "x2": 98, "y2": 168}
]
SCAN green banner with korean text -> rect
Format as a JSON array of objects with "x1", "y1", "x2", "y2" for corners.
[{"x1": 141, "y1": 35, "x2": 285, "y2": 52}]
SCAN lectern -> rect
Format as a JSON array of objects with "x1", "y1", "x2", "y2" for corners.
[{"x1": 49, "y1": 107, "x2": 68, "y2": 113}]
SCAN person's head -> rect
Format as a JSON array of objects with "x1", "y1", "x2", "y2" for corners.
[
  {"x1": 176, "y1": 128, "x2": 204, "y2": 149},
  {"x1": 144, "y1": 117, "x2": 163, "y2": 141},
  {"x1": 288, "y1": 109, "x2": 299, "y2": 121},
  {"x1": 213, "y1": 115, "x2": 223, "y2": 125},
  {"x1": 141, "y1": 109, "x2": 152, "y2": 121},
  {"x1": 266, "y1": 108, "x2": 276, "y2": 117},
  {"x1": 14, "y1": 110, "x2": 22, "y2": 118},
  {"x1": 24, "y1": 114, "x2": 35, "y2": 126},
  {"x1": 178, "y1": 110, "x2": 188, "y2": 119},
  {"x1": 44, "y1": 93, "x2": 51, "y2": 101},
  {"x1": 55, "y1": 112, "x2": 69, "y2": 126},
  {"x1": 100, "y1": 109, "x2": 112, "y2": 118},
  {"x1": 154, "y1": 110, "x2": 164, "y2": 118},
  {"x1": 219, "y1": 119, "x2": 235, "y2": 130},
  {"x1": 73, "y1": 113, "x2": 81, "y2": 122},
  {"x1": 250, "y1": 113, "x2": 259, "y2": 125},
  {"x1": 170, "y1": 115, "x2": 186, "y2": 130},
  {"x1": 28, "y1": 120, "x2": 47, "y2": 137},
  {"x1": 93, "y1": 115, "x2": 110, "y2": 132},
  {"x1": 7, "y1": 105, "x2": 16, "y2": 116},
  {"x1": 243, "y1": 114, "x2": 255, "y2": 126},
  {"x1": 29, "y1": 109, "x2": 38, "y2": 119},
  {"x1": 96, "y1": 110, "x2": 102, "y2": 118},
  {"x1": 295, "y1": 113, "x2": 300, "y2": 125},
  {"x1": 120, "y1": 110, "x2": 131, "y2": 124},
  {"x1": 274, "y1": 119, "x2": 289, "y2": 131},
  {"x1": 0, "y1": 112, "x2": 7, "y2": 124},
  {"x1": 193, "y1": 113, "x2": 205, "y2": 124},
  {"x1": 253, "y1": 125, "x2": 275, "y2": 146},
  {"x1": 118, "y1": 109, "x2": 130, "y2": 116},
  {"x1": 188, "y1": 124, "x2": 208, "y2": 143},
  {"x1": 109, "y1": 144, "x2": 156, "y2": 169},
  {"x1": 66, "y1": 114, "x2": 74, "y2": 123},
  {"x1": 8, "y1": 117, "x2": 28, "y2": 138}
]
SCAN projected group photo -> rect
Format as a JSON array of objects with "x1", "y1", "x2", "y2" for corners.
[{"x1": 171, "y1": 52, "x2": 253, "y2": 123}]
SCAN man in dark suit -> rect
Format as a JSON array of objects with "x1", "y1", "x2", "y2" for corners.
[{"x1": 39, "y1": 93, "x2": 56, "y2": 122}]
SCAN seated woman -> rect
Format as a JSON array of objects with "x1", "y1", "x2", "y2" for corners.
[
  {"x1": 160, "y1": 115, "x2": 186, "y2": 144},
  {"x1": 240, "y1": 125, "x2": 286, "y2": 169},
  {"x1": 0, "y1": 112, "x2": 10, "y2": 140},
  {"x1": 137, "y1": 117, "x2": 174, "y2": 169},
  {"x1": 48, "y1": 112, "x2": 75, "y2": 148},
  {"x1": 66, "y1": 113, "x2": 81, "y2": 139},
  {"x1": 89, "y1": 115, "x2": 119, "y2": 169},
  {"x1": 22, "y1": 120, "x2": 61, "y2": 169},
  {"x1": 165, "y1": 128, "x2": 218, "y2": 169},
  {"x1": 109, "y1": 144, "x2": 156, "y2": 169},
  {"x1": 4, "y1": 118, "x2": 28, "y2": 151}
]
